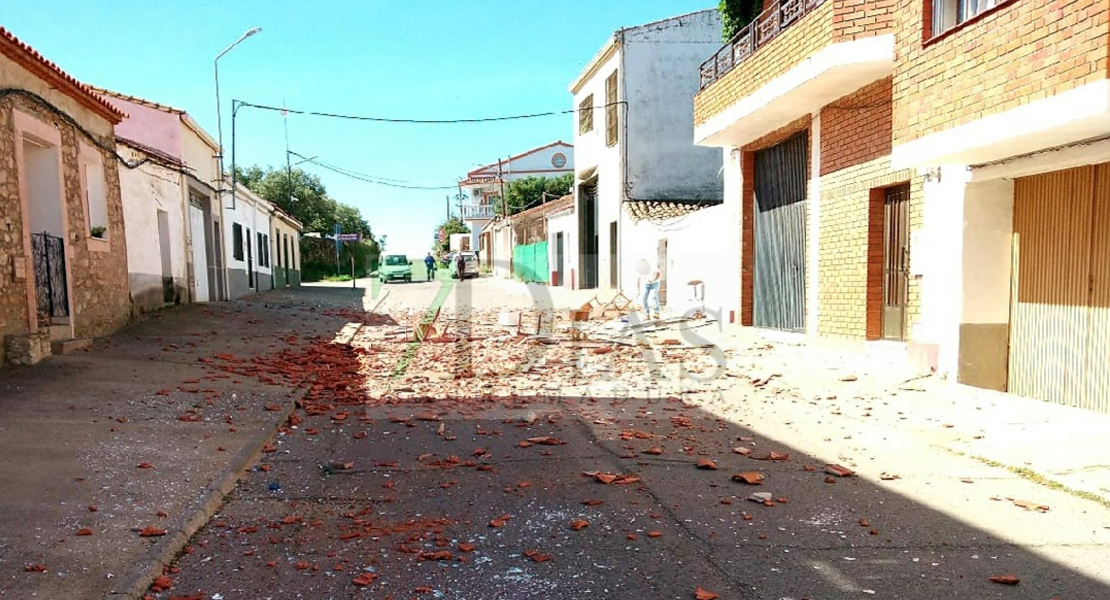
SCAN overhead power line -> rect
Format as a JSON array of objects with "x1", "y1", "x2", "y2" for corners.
[
  {"x1": 238, "y1": 99, "x2": 626, "y2": 124},
  {"x1": 288, "y1": 151, "x2": 457, "y2": 190}
]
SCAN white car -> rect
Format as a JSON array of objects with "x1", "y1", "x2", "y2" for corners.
[{"x1": 451, "y1": 251, "x2": 479, "y2": 279}]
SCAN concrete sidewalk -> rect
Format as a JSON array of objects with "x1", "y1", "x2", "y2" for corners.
[
  {"x1": 703, "y1": 324, "x2": 1110, "y2": 506},
  {"x1": 0, "y1": 287, "x2": 365, "y2": 599}
]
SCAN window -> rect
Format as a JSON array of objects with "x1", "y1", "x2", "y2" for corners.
[
  {"x1": 232, "y1": 223, "x2": 243, "y2": 260},
  {"x1": 81, "y1": 146, "x2": 109, "y2": 240},
  {"x1": 931, "y1": 0, "x2": 1001, "y2": 36},
  {"x1": 605, "y1": 71, "x2": 618, "y2": 147},
  {"x1": 579, "y1": 95, "x2": 594, "y2": 134},
  {"x1": 257, "y1": 232, "x2": 266, "y2": 267},
  {"x1": 264, "y1": 234, "x2": 270, "y2": 267}
]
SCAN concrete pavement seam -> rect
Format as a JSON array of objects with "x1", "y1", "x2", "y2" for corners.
[{"x1": 103, "y1": 387, "x2": 306, "y2": 600}]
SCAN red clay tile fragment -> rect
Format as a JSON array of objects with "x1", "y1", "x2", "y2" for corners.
[
  {"x1": 752, "y1": 451, "x2": 790, "y2": 461},
  {"x1": 489, "y1": 515, "x2": 510, "y2": 528},
  {"x1": 695, "y1": 587, "x2": 719, "y2": 600},
  {"x1": 696, "y1": 458, "x2": 718, "y2": 470},
  {"x1": 733, "y1": 447, "x2": 752, "y2": 456},
  {"x1": 138, "y1": 526, "x2": 166, "y2": 537},
  {"x1": 643, "y1": 446, "x2": 664, "y2": 455},
  {"x1": 351, "y1": 572, "x2": 377, "y2": 586},
  {"x1": 581, "y1": 499, "x2": 605, "y2": 506},
  {"x1": 595, "y1": 473, "x2": 618, "y2": 485},
  {"x1": 732, "y1": 471, "x2": 764, "y2": 485},
  {"x1": 825, "y1": 464, "x2": 855, "y2": 477},
  {"x1": 75, "y1": 528, "x2": 94, "y2": 536},
  {"x1": 458, "y1": 542, "x2": 477, "y2": 552},
  {"x1": 136, "y1": 462, "x2": 154, "y2": 469},
  {"x1": 647, "y1": 531, "x2": 662, "y2": 538},
  {"x1": 989, "y1": 575, "x2": 1020, "y2": 585},
  {"x1": 23, "y1": 564, "x2": 47, "y2": 573},
  {"x1": 420, "y1": 551, "x2": 452, "y2": 561},
  {"x1": 523, "y1": 550, "x2": 553, "y2": 562},
  {"x1": 569, "y1": 519, "x2": 590, "y2": 531}
]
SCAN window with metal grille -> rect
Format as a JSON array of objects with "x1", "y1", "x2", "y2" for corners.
[
  {"x1": 605, "y1": 71, "x2": 618, "y2": 147},
  {"x1": 232, "y1": 223, "x2": 244, "y2": 260},
  {"x1": 930, "y1": 0, "x2": 1002, "y2": 36},
  {"x1": 579, "y1": 95, "x2": 593, "y2": 134}
]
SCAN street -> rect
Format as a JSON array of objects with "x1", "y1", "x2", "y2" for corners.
[{"x1": 30, "y1": 278, "x2": 1099, "y2": 600}]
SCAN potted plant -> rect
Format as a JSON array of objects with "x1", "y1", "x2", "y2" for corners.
[{"x1": 90, "y1": 226, "x2": 107, "y2": 239}]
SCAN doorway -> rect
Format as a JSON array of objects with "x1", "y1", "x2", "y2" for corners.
[
  {"x1": 579, "y1": 182, "x2": 599, "y2": 289},
  {"x1": 246, "y1": 227, "x2": 254, "y2": 289},
  {"x1": 609, "y1": 221, "x2": 618, "y2": 289},
  {"x1": 157, "y1": 209, "x2": 174, "y2": 303},
  {"x1": 555, "y1": 232, "x2": 565, "y2": 286},
  {"x1": 752, "y1": 131, "x2": 808, "y2": 331},
  {"x1": 21, "y1": 135, "x2": 69, "y2": 328},
  {"x1": 657, "y1": 238, "x2": 668, "y2": 307},
  {"x1": 189, "y1": 202, "x2": 210, "y2": 302},
  {"x1": 882, "y1": 184, "x2": 910, "y2": 340}
]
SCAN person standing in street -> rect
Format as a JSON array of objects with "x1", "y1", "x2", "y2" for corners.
[
  {"x1": 456, "y1": 252, "x2": 466, "y2": 280},
  {"x1": 636, "y1": 259, "x2": 662, "y2": 320},
  {"x1": 424, "y1": 252, "x2": 436, "y2": 282}
]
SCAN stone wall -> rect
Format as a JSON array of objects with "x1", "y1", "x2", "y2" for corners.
[{"x1": 0, "y1": 84, "x2": 130, "y2": 357}]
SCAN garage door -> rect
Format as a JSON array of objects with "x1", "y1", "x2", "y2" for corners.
[
  {"x1": 1010, "y1": 162, "x2": 1110, "y2": 412},
  {"x1": 752, "y1": 131, "x2": 808, "y2": 331}
]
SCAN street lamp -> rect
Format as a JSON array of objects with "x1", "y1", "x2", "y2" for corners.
[{"x1": 214, "y1": 26, "x2": 262, "y2": 198}]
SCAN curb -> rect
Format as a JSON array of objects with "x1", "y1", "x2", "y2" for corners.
[{"x1": 103, "y1": 388, "x2": 305, "y2": 600}]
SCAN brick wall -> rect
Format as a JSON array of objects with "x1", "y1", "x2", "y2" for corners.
[
  {"x1": 820, "y1": 77, "x2": 893, "y2": 175},
  {"x1": 817, "y1": 155, "x2": 921, "y2": 339},
  {"x1": 833, "y1": 0, "x2": 897, "y2": 41},
  {"x1": 893, "y1": 0, "x2": 1109, "y2": 146}
]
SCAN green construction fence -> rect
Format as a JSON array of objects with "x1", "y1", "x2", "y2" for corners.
[{"x1": 512, "y1": 241, "x2": 549, "y2": 284}]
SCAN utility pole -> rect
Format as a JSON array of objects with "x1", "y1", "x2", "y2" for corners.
[
  {"x1": 283, "y1": 105, "x2": 293, "y2": 208},
  {"x1": 498, "y1": 158, "x2": 507, "y2": 217},
  {"x1": 446, "y1": 195, "x2": 450, "y2": 222}
]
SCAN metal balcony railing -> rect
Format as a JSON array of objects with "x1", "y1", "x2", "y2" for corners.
[
  {"x1": 699, "y1": 0, "x2": 827, "y2": 91},
  {"x1": 460, "y1": 204, "x2": 497, "y2": 220}
]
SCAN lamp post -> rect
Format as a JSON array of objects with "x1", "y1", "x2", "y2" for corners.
[{"x1": 214, "y1": 26, "x2": 261, "y2": 202}]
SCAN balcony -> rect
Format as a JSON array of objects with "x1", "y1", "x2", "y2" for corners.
[
  {"x1": 460, "y1": 204, "x2": 497, "y2": 221},
  {"x1": 700, "y1": 0, "x2": 827, "y2": 91},
  {"x1": 694, "y1": 0, "x2": 894, "y2": 148}
]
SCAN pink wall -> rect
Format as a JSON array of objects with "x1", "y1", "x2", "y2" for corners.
[{"x1": 101, "y1": 96, "x2": 181, "y2": 159}]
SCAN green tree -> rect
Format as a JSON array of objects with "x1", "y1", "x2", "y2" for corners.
[
  {"x1": 434, "y1": 217, "x2": 470, "y2": 256},
  {"x1": 502, "y1": 174, "x2": 573, "y2": 216},
  {"x1": 720, "y1": 0, "x2": 764, "y2": 40},
  {"x1": 234, "y1": 165, "x2": 374, "y2": 238}
]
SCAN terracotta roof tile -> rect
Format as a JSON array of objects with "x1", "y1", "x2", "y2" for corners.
[{"x1": 0, "y1": 26, "x2": 125, "y2": 123}]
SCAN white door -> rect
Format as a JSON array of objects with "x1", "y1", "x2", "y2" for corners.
[{"x1": 189, "y1": 205, "x2": 210, "y2": 302}]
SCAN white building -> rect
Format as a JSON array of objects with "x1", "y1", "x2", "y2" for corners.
[
  {"x1": 459, "y1": 140, "x2": 574, "y2": 264},
  {"x1": 224, "y1": 183, "x2": 274, "y2": 299},
  {"x1": 569, "y1": 10, "x2": 728, "y2": 317},
  {"x1": 95, "y1": 88, "x2": 225, "y2": 309}
]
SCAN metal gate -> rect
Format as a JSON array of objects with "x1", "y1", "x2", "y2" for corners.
[
  {"x1": 1010, "y1": 163, "x2": 1110, "y2": 413},
  {"x1": 883, "y1": 184, "x2": 910, "y2": 340},
  {"x1": 31, "y1": 231, "x2": 69, "y2": 322},
  {"x1": 752, "y1": 131, "x2": 807, "y2": 331}
]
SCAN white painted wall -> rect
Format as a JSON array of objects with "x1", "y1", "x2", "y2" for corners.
[
  {"x1": 622, "y1": 10, "x2": 723, "y2": 202},
  {"x1": 224, "y1": 185, "x2": 274, "y2": 298},
  {"x1": 914, "y1": 165, "x2": 972, "y2": 379},
  {"x1": 119, "y1": 151, "x2": 188, "y2": 308},
  {"x1": 572, "y1": 48, "x2": 622, "y2": 290},
  {"x1": 547, "y1": 210, "x2": 576, "y2": 287},
  {"x1": 571, "y1": 9, "x2": 724, "y2": 292},
  {"x1": 961, "y1": 179, "x2": 1015, "y2": 325}
]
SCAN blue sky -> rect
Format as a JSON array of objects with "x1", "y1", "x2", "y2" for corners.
[{"x1": 5, "y1": 1, "x2": 717, "y2": 255}]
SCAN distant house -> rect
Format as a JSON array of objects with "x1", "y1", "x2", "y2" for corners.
[
  {"x1": 459, "y1": 141, "x2": 573, "y2": 266},
  {"x1": 224, "y1": 183, "x2": 273, "y2": 299},
  {"x1": 92, "y1": 88, "x2": 225, "y2": 311},
  {"x1": 0, "y1": 27, "x2": 130, "y2": 364},
  {"x1": 270, "y1": 207, "x2": 302, "y2": 288},
  {"x1": 569, "y1": 10, "x2": 726, "y2": 316},
  {"x1": 545, "y1": 200, "x2": 575, "y2": 288}
]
